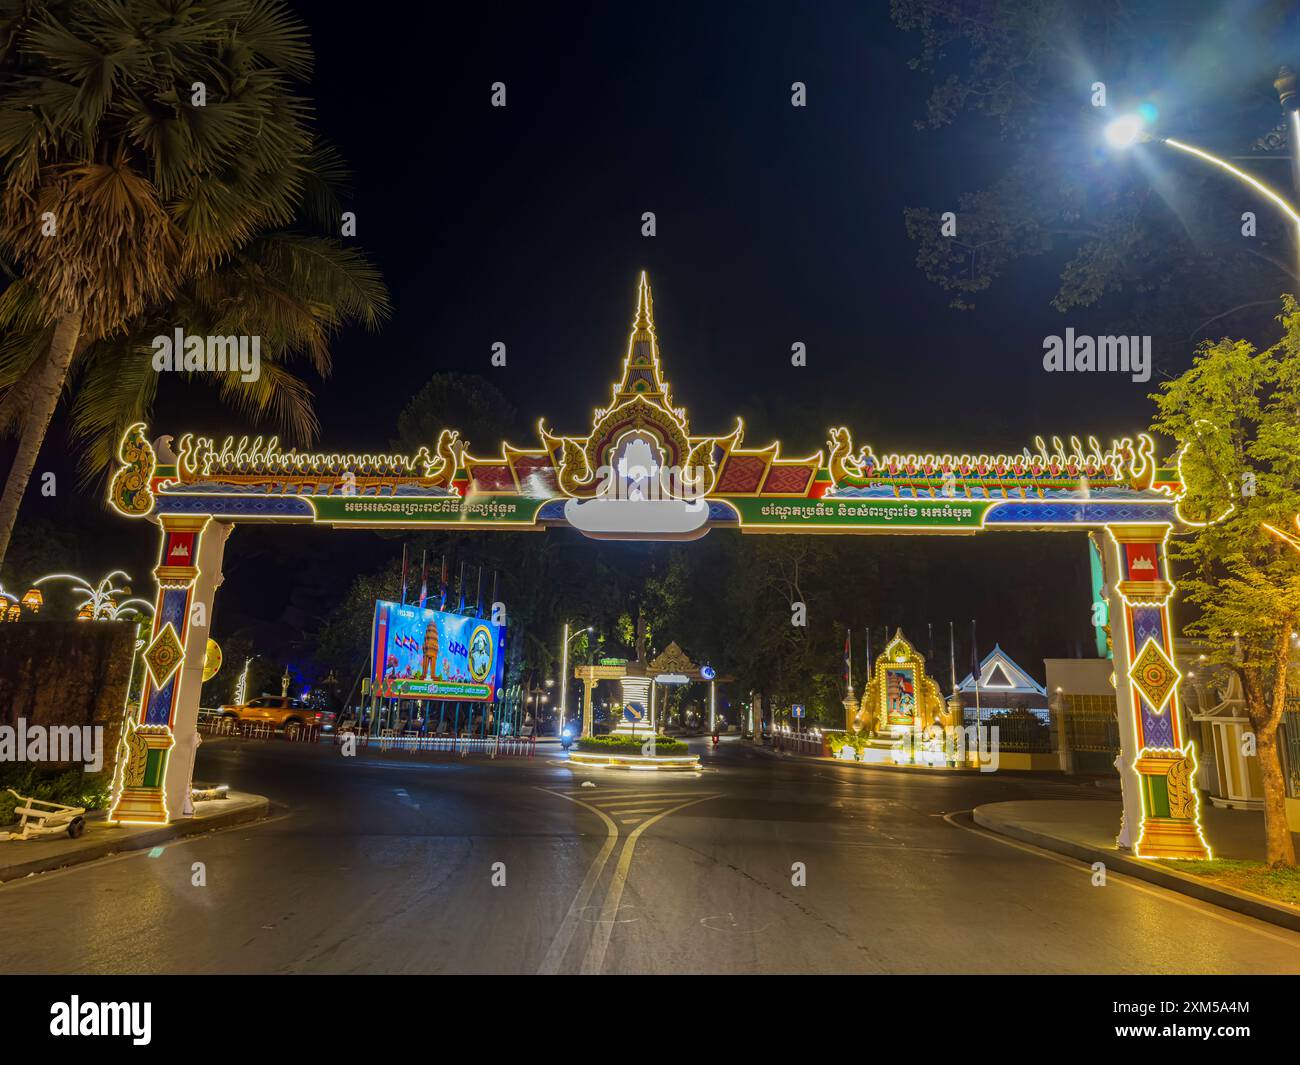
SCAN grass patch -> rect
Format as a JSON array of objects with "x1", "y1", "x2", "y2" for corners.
[{"x1": 1160, "y1": 858, "x2": 1300, "y2": 907}]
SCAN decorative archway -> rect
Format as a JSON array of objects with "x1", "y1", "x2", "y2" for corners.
[{"x1": 106, "y1": 272, "x2": 1208, "y2": 860}]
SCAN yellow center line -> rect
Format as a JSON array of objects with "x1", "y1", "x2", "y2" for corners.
[
  {"x1": 579, "y1": 794, "x2": 722, "y2": 975},
  {"x1": 535, "y1": 788, "x2": 619, "y2": 975}
]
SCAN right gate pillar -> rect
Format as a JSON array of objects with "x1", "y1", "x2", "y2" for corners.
[{"x1": 1102, "y1": 523, "x2": 1211, "y2": 859}]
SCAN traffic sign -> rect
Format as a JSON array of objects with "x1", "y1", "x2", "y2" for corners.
[{"x1": 791, "y1": 704, "x2": 805, "y2": 719}]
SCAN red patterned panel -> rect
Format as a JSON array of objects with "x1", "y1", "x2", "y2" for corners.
[
  {"x1": 512, "y1": 455, "x2": 559, "y2": 494},
  {"x1": 715, "y1": 455, "x2": 768, "y2": 493},
  {"x1": 761, "y1": 464, "x2": 814, "y2": 495},
  {"x1": 471, "y1": 465, "x2": 515, "y2": 491}
]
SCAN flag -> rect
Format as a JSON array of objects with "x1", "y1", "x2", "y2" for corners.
[
  {"x1": 439, "y1": 555, "x2": 449, "y2": 610},
  {"x1": 400, "y1": 544, "x2": 409, "y2": 605},
  {"x1": 418, "y1": 550, "x2": 428, "y2": 608},
  {"x1": 456, "y1": 560, "x2": 466, "y2": 613},
  {"x1": 843, "y1": 630, "x2": 852, "y2": 689},
  {"x1": 473, "y1": 565, "x2": 483, "y2": 619},
  {"x1": 971, "y1": 619, "x2": 980, "y2": 686}
]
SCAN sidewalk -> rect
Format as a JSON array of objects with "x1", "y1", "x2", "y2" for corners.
[
  {"x1": 974, "y1": 799, "x2": 1300, "y2": 932},
  {"x1": 0, "y1": 790, "x2": 270, "y2": 883}
]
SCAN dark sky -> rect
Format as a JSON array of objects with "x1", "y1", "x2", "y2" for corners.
[
  {"x1": 15, "y1": 0, "x2": 1265, "y2": 676},
  {"x1": 295, "y1": 0, "x2": 1130, "y2": 454}
]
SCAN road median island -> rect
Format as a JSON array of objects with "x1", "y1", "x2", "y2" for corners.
[
  {"x1": 0, "y1": 790, "x2": 270, "y2": 883},
  {"x1": 973, "y1": 799, "x2": 1300, "y2": 934}
]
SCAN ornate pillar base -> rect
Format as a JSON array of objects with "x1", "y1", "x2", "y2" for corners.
[{"x1": 109, "y1": 724, "x2": 174, "y2": 823}]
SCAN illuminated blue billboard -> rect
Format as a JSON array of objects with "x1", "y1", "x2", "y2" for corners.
[{"x1": 370, "y1": 600, "x2": 507, "y2": 702}]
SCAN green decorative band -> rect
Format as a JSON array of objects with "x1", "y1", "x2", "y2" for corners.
[
  {"x1": 311, "y1": 495, "x2": 548, "y2": 525},
  {"x1": 382, "y1": 679, "x2": 493, "y2": 700},
  {"x1": 727, "y1": 496, "x2": 995, "y2": 530}
]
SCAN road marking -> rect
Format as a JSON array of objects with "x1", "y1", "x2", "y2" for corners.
[
  {"x1": 535, "y1": 789, "x2": 619, "y2": 975},
  {"x1": 580, "y1": 794, "x2": 722, "y2": 975},
  {"x1": 943, "y1": 810, "x2": 1300, "y2": 947}
]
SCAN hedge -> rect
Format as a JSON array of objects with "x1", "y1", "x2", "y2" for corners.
[{"x1": 575, "y1": 734, "x2": 687, "y2": 755}]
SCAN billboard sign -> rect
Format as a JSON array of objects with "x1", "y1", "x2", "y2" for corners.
[{"x1": 370, "y1": 600, "x2": 507, "y2": 702}]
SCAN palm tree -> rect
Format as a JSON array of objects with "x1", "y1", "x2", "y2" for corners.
[
  {"x1": 69, "y1": 229, "x2": 386, "y2": 478},
  {"x1": 0, "y1": 0, "x2": 342, "y2": 563}
]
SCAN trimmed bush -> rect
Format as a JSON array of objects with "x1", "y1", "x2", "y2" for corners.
[{"x1": 576, "y1": 734, "x2": 686, "y2": 755}]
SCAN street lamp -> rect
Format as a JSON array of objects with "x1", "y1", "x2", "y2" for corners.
[
  {"x1": 1105, "y1": 112, "x2": 1300, "y2": 273},
  {"x1": 558, "y1": 622, "x2": 593, "y2": 737},
  {"x1": 1103, "y1": 114, "x2": 1145, "y2": 149}
]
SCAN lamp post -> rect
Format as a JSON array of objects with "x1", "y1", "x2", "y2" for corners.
[
  {"x1": 558, "y1": 622, "x2": 593, "y2": 737},
  {"x1": 1275, "y1": 65, "x2": 1300, "y2": 201}
]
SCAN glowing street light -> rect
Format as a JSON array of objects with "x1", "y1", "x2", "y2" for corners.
[
  {"x1": 1104, "y1": 114, "x2": 1145, "y2": 149},
  {"x1": 0, "y1": 581, "x2": 19, "y2": 622},
  {"x1": 1105, "y1": 111, "x2": 1300, "y2": 271}
]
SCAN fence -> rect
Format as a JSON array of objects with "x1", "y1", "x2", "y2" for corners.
[
  {"x1": 772, "y1": 730, "x2": 825, "y2": 756},
  {"x1": 1059, "y1": 694, "x2": 1121, "y2": 754},
  {"x1": 961, "y1": 709, "x2": 1052, "y2": 753},
  {"x1": 362, "y1": 731, "x2": 536, "y2": 758},
  {"x1": 1284, "y1": 701, "x2": 1300, "y2": 799},
  {"x1": 194, "y1": 715, "x2": 535, "y2": 758},
  {"x1": 195, "y1": 714, "x2": 320, "y2": 742}
]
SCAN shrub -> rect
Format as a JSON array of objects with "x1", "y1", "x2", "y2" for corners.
[
  {"x1": 0, "y1": 765, "x2": 111, "y2": 827},
  {"x1": 825, "y1": 730, "x2": 870, "y2": 755},
  {"x1": 576, "y1": 734, "x2": 686, "y2": 755}
]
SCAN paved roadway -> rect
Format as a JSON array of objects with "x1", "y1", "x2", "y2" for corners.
[{"x1": 3, "y1": 737, "x2": 1300, "y2": 974}]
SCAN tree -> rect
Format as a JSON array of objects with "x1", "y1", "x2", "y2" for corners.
[
  {"x1": 1151, "y1": 297, "x2": 1300, "y2": 867},
  {"x1": 891, "y1": 0, "x2": 1299, "y2": 345},
  {"x1": 0, "y1": 0, "x2": 344, "y2": 563}
]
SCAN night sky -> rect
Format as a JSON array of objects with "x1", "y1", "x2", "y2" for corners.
[{"x1": 11, "y1": 0, "x2": 1236, "y2": 676}]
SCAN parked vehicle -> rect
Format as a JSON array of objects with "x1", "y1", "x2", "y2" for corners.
[{"x1": 218, "y1": 696, "x2": 336, "y2": 738}]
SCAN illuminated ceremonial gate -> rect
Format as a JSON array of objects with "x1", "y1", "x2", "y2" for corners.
[{"x1": 107, "y1": 272, "x2": 1207, "y2": 860}]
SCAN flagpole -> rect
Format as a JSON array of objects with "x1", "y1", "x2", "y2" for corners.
[{"x1": 948, "y1": 620, "x2": 957, "y2": 695}]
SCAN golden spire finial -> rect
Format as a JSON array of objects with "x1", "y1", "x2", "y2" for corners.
[
  {"x1": 633, "y1": 270, "x2": 654, "y2": 334},
  {"x1": 611, "y1": 272, "x2": 672, "y2": 409}
]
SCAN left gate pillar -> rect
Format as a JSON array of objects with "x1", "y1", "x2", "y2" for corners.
[
  {"x1": 1102, "y1": 523, "x2": 1210, "y2": 859},
  {"x1": 111, "y1": 515, "x2": 232, "y2": 824}
]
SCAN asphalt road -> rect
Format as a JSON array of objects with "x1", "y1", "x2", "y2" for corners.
[{"x1": 3, "y1": 737, "x2": 1300, "y2": 974}]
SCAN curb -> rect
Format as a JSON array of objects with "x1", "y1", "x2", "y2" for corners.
[
  {"x1": 750, "y1": 744, "x2": 1016, "y2": 777},
  {"x1": 973, "y1": 804, "x2": 1300, "y2": 934},
  {"x1": 0, "y1": 795, "x2": 272, "y2": 883}
]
